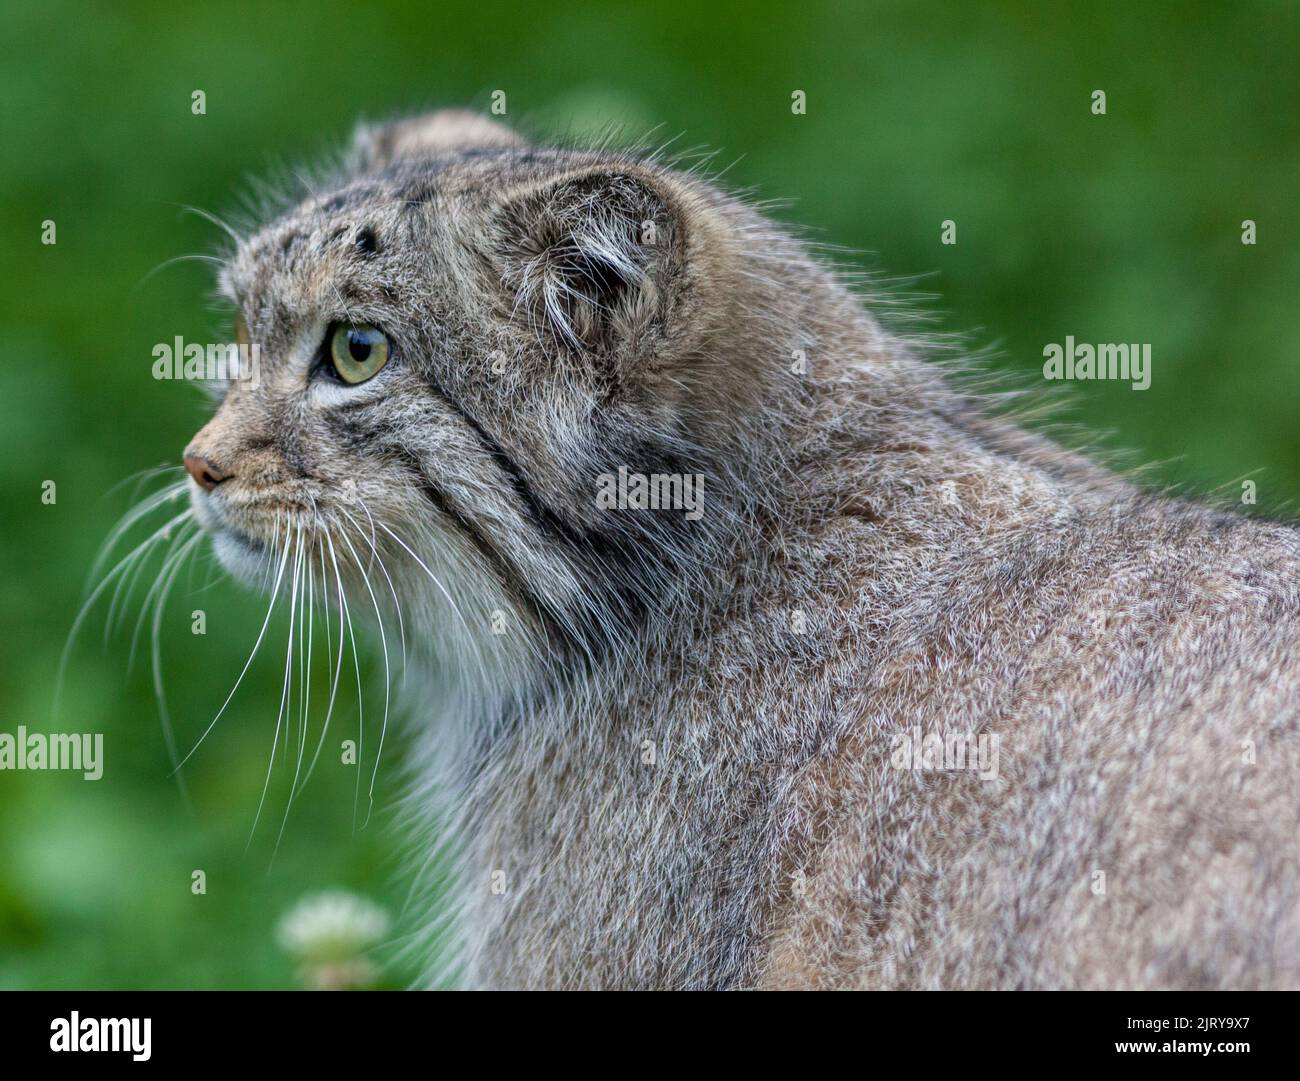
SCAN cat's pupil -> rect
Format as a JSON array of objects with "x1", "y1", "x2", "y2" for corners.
[{"x1": 348, "y1": 334, "x2": 371, "y2": 362}]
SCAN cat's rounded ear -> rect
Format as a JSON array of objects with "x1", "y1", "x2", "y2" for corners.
[
  {"x1": 490, "y1": 166, "x2": 693, "y2": 365},
  {"x1": 348, "y1": 109, "x2": 525, "y2": 172}
]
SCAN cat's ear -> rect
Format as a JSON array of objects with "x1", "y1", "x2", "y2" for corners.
[
  {"x1": 491, "y1": 167, "x2": 687, "y2": 361},
  {"x1": 349, "y1": 109, "x2": 525, "y2": 171}
]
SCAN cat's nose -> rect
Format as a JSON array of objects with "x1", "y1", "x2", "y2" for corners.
[{"x1": 183, "y1": 453, "x2": 231, "y2": 492}]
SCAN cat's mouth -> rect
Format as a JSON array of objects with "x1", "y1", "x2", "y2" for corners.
[
  {"x1": 205, "y1": 517, "x2": 271, "y2": 585},
  {"x1": 188, "y1": 482, "x2": 279, "y2": 584}
]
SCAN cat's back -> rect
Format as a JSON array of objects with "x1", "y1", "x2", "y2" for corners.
[{"x1": 756, "y1": 480, "x2": 1300, "y2": 989}]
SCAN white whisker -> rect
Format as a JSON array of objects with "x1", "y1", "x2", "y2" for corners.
[
  {"x1": 339, "y1": 504, "x2": 408, "y2": 678},
  {"x1": 335, "y1": 523, "x2": 392, "y2": 831},
  {"x1": 367, "y1": 511, "x2": 491, "y2": 691},
  {"x1": 273, "y1": 528, "x2": 317, "y2": 861},
  {"x1": 127, "y1": 519, "x2": 198, "y2": 674},
  {"x1": 149, "y1": 528, "x2": 203, "y2": 811},
  {"x1": 251, "y1": 522, "x2": 304, "y2": 854},
  {"x1": 55, "y1": 508, "x2": 193, "y2": 721},
  {"x1": 303, "y1": 530, "x2": 348, "y2": 788},
  {"x1": 174, "y1": 518, "x2": 292, "y2": 773}
]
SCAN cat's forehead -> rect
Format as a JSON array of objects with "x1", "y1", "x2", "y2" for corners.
[
  {"x1": 224, "y1": 186, "x2": 415, "y2": 294},
  {"x1": 220, "y1": 148, "x2": 593, "y2": 302}
]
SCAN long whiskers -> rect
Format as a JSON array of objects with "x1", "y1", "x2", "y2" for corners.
[
  {"x1": 365, "y1": 509, "x2": 492, "y2": 692},
  {"x1": 76, "y1": 473, "x2": 474, "y2": 857},
  {"x1": 271, "y1": 523, "x2": 318, "y2": 864},
  {"x1": 332, "y1": 532, "x2": 368, "y2": 834},
  {"x1": 127, "y1": 518, "x2": 200, "y2": 674},
  {"x1": 59, "y1": 471, "x2": 204, "y2": 807},
  {"x1": 73, "y1": 469, "x2": 423, "y2": 854},
  {"x1": 339, "y1": 504, "x2": 408, "y2": 678},
  {"x1": 302, "y1": 532, "x2": 348, "y2": 789},
  {"x1": 56, "y1": 505, "x2": 193, "y2": 719},
  {"x1": 250, "y1": 522, "x2": 304, "y2": 853},
  {"x1": 334, "y1": 523, "x2": 393, "y2": 831},
  {"x1": 174, "y1": 517, "x2": 293, "y2": 773},
  {"x1": 149, "y1": 527, "x2": 204, "y2": 811}
]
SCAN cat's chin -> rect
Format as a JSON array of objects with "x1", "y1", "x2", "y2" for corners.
[{"x1": 211, "y1": 528, "x2": 271, "y2": 586}]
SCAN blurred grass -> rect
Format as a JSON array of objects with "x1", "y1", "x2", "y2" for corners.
[{"x1": 0, "y1": 0, "x2": 1296, "y2": 987}]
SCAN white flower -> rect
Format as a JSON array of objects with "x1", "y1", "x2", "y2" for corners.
[{"x1": 277, "y1": 890, "x2": 390, "y2": 963}]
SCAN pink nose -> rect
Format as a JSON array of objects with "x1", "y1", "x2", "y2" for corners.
[{"x1": 183, "y1": 453, "x2": 230, "y2": 492}]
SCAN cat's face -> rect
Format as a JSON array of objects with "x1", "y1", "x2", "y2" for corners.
[{"x1": 183, "y1": 112, "x2": 746, "y2": 666}]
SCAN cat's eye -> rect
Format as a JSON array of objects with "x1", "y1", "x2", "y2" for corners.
[{"x1": 329, "y1": 323, "x2": 390, "y2": 384}]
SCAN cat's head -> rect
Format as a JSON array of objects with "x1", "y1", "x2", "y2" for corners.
[{"x1": 184, "y1": 110, "x2": 792, "y2": 674}]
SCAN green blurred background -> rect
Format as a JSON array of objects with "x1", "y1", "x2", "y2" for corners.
[{"x1": 1, "y1": 1, "x2": 1296, "y2": 988}]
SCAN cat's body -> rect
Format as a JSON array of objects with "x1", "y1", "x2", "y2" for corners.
[
  {"x1": 184, "y1": 111, "x2": 1300, "y2": 990},
  {"x1": 451, "y1": 399, "x2": 1300, "y2": 990}
]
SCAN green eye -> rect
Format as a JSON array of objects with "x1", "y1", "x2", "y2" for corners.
[{"x1": 329, "y1": 323, "x2": 390, "y2": 384}]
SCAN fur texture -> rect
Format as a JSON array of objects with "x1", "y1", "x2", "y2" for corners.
[{"x1": 183, "y1": 111, "x2": 1300, "y2": 990}]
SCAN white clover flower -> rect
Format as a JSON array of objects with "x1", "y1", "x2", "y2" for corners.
[{"x1": 277, "y1": 890, "x2": 390, "y2": 963}]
